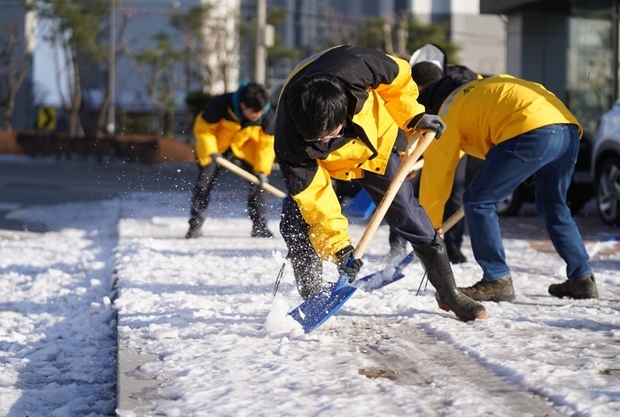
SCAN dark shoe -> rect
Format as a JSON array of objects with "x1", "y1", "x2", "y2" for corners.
[
  {"x1": 251, "y1": 225, "x2": 274, "y2": 238},
  {"x1": 447, "y1": 245, "x2": 467, "y2": 264},
  {"x1": 413, "y1": 236, "x2": 487, "y2": 322},
  {"x1": 548, "y1": 274, "x2": 598, "y2": 299},
  {"x1": 185, "y1": 225, "x2": 203, "y2": 239},
  {"x1": 459, "y1": 277, "x2": 516, "y2": 302}
]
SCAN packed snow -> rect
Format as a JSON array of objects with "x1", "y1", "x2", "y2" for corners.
[{"x1": 0, "y1": 166, "x2": 619, "y2": 416}]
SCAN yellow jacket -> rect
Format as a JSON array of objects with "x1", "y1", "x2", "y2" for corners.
[
  {"x1": 275, "y1": 44, "x2": 425, "y2": 260},
  {"x1": 420, "y1": 74, "x2": 582, "y2": 228},
  {"x1": 193, "y1": 90, "x2": 275, "y2": 175}
]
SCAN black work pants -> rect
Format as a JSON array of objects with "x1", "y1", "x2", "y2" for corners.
[
  {"x1": 390, "y1": 154, "x2": 469, "y2": 252},
  {"x1": 189, "y1": 152, "x2": 268, "y2": 228},
  {"x1": 281, "y1": 152, "x2": 436, "y2": 262}
]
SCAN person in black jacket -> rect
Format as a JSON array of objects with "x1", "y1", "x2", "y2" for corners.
[
  {"x1": 275, "y1": 44, "x2": 486, "y2": 322},
  {"x1": 388, "y1": 60, "x2": 481, "y2": 264},
  {"x1": 186, "y1": 82, "x2": 276, "y2": 239}
]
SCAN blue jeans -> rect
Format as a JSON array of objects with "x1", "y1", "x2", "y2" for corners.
[{"x1": 463, "y1": 124, "x2": 592, "y2": 282}]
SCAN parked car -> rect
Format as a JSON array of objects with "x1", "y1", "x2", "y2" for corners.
[{"x1": 591, "y1": 101, "x2": 620, "y2": 226}]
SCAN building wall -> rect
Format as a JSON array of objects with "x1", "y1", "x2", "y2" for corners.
[
  {"x1": 506, "y1": 11, "x2": 567, "y2": 99},
  {"x1": 407, "y1": 0, "x2": 507, "y2": 75},
  {"x1": 451, "y1": 13, "x2": 506, "y2": 75},
  {"x1": 0, "y1": 0, "x2": 36, "y2": 130}
]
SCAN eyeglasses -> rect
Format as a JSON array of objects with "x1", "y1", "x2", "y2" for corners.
[{"x1": 304, "y1": 125, "x2": 345, "y2": 143}]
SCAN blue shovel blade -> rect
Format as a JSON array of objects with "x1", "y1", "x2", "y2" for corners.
[
  {"x1": 288, "y1": 252, "x2": 415, "y2": 333},
  {"x1": 289, "y1": 276, "x2": 356, "y2": 333},
  {"x1": 353, "y1": 252, "x2": 414, "y2": 292}
]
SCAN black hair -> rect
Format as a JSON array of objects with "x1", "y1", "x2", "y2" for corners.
[
  {"x1": 239, "y1": 83, "x2": 270, "y2": 112},
  {"x1": 287, "y1": 74, "x2": 349, "y2": 140},
  {"x1": 411, "y1": 62, "x2": 445, "y2": 89}
]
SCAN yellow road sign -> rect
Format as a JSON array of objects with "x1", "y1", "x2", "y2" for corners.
[{"x1": 37, "y1": 107, "x2": 56, "y2": 130}]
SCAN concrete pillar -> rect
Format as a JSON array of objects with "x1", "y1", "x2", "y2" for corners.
[{"x1": 506, "y1": 10, "x2": 568, "y2": 100}]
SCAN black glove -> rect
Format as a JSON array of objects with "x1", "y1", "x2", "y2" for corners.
[
  {"x1": 408, "y1": 113, "x2": 447, "y2": 139},
  {"x1": 211, "y1": 153, "x2": 221, "y2": 161},
  {"x1": 257, "y1": 173, "x2": 268, "y2": 186},
  {"x1": 336, "y1": 245, "x2": 364, "y2": 283}
]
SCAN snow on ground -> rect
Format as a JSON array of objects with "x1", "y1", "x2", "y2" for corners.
[{"x1": 0, "y1": 186, "x2": 619, "y2": 417}]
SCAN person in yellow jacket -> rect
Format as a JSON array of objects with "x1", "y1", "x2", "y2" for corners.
[
  {"x1": 418, "y1": 74, "x2": 598, "y2": 302},
  {"x1": 186, "y1": 82, "x2": 275, "y2": 239},
  {"x1": 275, "y1": 44, "x2": 486, "y2": 322}
]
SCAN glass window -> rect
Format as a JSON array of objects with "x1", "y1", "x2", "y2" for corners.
[{"x1": 566, "y1": 1, "x2": 614, "y2": 134}]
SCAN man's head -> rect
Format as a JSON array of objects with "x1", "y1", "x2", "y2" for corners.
[
  {"x1": 287, "y1": 74, "x2": 348, "y2": 142},
  {"x1": 239, "y1": 83, "x2": 270, "y2": 122},
  {"x1": 411, "y1": 61, "x2": 444, "y2": 92}
]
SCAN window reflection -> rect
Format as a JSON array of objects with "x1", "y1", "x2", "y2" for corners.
[{"x1": 566, "y1": 15, "x2": 612, "y2": 134}]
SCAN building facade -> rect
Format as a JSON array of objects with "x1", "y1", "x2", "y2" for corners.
[
  {"x1": 0, "y1": 0, "x2": 36, "y2": 130},
  {"x1": 481, "y1": 0, "x2": 617, "y2": 135},
  {"x1": 262, "y1": 0, "x2": 505, "y2": 88}
]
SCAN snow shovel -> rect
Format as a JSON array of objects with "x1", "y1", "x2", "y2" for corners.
[
  {"x1": 352, "y1": 205, "x2": 465, "y2": 292},
  {"x1": 213, "y1": 155, "x2": 287, "y2": 198},
  {"x1": 289, "y1": 130, "x2": 438, "y2": 333},
  {"x1": 344, "y1": 159, "x2": 424, "y2": 219}
]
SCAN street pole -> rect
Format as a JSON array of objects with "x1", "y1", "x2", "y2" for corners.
[
  {"x1": 107, "y1": 0, "x2": 116, "y2": 135},
  {"x1": 255, "y1": 0, "x2": 266, "y2": 84}
]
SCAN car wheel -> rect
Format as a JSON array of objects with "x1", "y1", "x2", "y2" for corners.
[
  {"x1": 496, "y1": 188, "x2": 523, "y2": 217},
  {"x1": 595, "y1": 155, "x2": 620, "y2": 226}
]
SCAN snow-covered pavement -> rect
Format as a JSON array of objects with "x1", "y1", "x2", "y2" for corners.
[{"x1": 1, "y1": 164, "x2": 619, "y2": 416}]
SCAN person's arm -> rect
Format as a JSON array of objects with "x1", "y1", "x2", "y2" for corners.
[
  {"x1": 280, "y1": 160, "x2": 352, "y2": 262},
  {"x1": 255, "y1": 109, "x2": 276, "y2": 176},
  {"x1": 254, "y1": 129, "x2": 275, "y2": 176},
  {"x1": 374, "y1": 55, "x2": 426, "y2": 131},
  {"x1": 419, "y1": 128, "x2": 463, "y2": 228},
  {"x1": 193, "y1": 112, "x2": 220, "y2": 167}
]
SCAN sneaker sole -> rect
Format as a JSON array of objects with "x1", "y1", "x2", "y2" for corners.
[
  {"x1": 548, "y1": 292, "x2": 598, "y2": 300},
  {"x1": 436, "y1": 299, "x2": 488, "y2": 322}
]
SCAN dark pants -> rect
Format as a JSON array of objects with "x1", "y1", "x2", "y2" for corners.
[
  {"x1": 390, "y1": 154, "x2": 470, "y2": 253},
  {"x1": 188, "y1": 152, "x2": 268, "y2": 229},
  {"x1": 281, "y1": 152, "x2": 436, "y2": 282}
]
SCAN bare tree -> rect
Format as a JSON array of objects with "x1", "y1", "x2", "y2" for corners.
[
  {"x1": 93, "y1": 6, "x2": 131, "y2": 137},
  {"x1": 212, "y1": 12, "x2": 240, "y2": 93},
  {"x1": 169, "y1": 3, "x2": 215, "y2": 93},
  {"x1": 0, "y1": 21, "x2": 34, "y2": 130},
  {"x1": 126, "y1": 32, "x2": 182, "y2": 136},
  {"x1": 38, "y1": 0, "x2": 111, "y2": 137}
]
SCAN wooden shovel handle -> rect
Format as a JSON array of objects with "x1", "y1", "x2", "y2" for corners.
[
  {"x1": 353, "y1": 130, "x2": 437, "y2": 258},
  {"x1": 213, "y1": 156, "x2": 287, "y2": 198}
]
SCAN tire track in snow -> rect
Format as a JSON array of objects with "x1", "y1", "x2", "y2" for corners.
[{"x1": 339, "y1": 320, "x2": 566, "y2": 417}]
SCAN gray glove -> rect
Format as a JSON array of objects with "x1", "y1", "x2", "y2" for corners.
[
  {"x1": 336, "y1": 245, "x2": 364, "y2": 283},
  {"x1": 257, "y1": 173, "x2": 268, "y2": 186},
  {"x1": 408, "y1": 113, "x2": 447, "y2": 138}
]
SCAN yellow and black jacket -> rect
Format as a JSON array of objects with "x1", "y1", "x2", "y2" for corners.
[
  {"x1": 275, "y1": 44, "x2": 426, "y2": 261},
  {"x1": 193, "y1": 86, "x2": 275, "y2": 175},
  {"x1": 419, "y1": 74, "x2": 582, "y2": 228}
]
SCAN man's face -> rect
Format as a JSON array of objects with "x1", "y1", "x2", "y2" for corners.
[
  {"x1": 240, "y1": 103, "x2": 264, "y2": 122},
  {"x1": 306, "y1": 124, "x2": 344, "y2": 143}
]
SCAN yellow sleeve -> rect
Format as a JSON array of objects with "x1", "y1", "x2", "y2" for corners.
[
  {"x1": 193, "y1": 113, "x2": 219, "y2": 167},
  {"x1": 292, "y1": 166, "x2": 351, "y2": 261},
  {"x1": 375, "y1": 55, "x2": 426, "y2": 131},
  {"x1": 419, "y1": 128, "x2": 463, "y2": 228},
  {"x1": 254, "y1": 130, "x2": 275, "y2": 175},
  {"x1": 230, "y1": 126, "x2": 276, "y2": 175}
]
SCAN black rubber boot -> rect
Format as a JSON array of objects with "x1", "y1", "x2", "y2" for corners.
[{"x1": 412, "y1": 236, "x2": 487, "y2": 321}]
